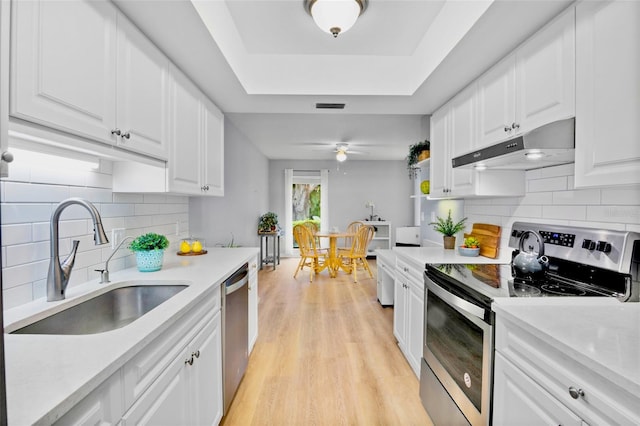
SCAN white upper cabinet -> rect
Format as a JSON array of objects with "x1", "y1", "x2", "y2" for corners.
[
  {"x1": 202, "y1": 96, "x2": 225, "y2": 196},
  {"x1": 449, "y1": 83, "x2": 478, "y2": 159},
  {"x1": 169, "y1": 64, "x2": 203, "y2": 194},
  {"x1": 10, "y1": 0, "x2": 169, "y2": 160},
  {"x1": 115, "y1": 13, "x2": 170, "y2": 159},
  {"x1": 477, "y1": 55, "x2": 517, "y2": 148},
  {"x1": 574, "y1": 0, "x2": 640, "y2": 188},
  {"x1": 11, "y1": 0, "x2": 117, "y2": 142},
  {"x1": 167, "y1": 64, "x2": 224, "y2": 196},
  {"x1": 476, "y1": 6, "x2": 575, "y2": 149},
  {"x1": 429, "y1": 107, "x2": 449, "y2": 197}
]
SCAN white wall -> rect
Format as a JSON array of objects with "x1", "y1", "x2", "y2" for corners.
[
  {"x1": 1, "y1": 158, "x2": 189, "y2": 310},
  {"x1": 464, "y1": 163, "x2": 640, "y2": 252},
  {"x1": 189, "y1": 117, "x2": 270, "y2": 248},
  {"x1": 268, "y1": 159, "x2": 412, "y2": 246}
]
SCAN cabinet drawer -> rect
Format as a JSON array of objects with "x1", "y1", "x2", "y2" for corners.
[
  {"x1": 396, "y1": 256, "x2": 423, "y2": 286},
  {"x1": 495, "y1": 318, "x2": 640, "y2": 425},
  {"x1": 123, "y1": 286, "x2": 220, "y2": 408}
]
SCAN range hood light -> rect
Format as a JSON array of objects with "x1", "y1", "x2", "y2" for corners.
[
  {"x1": 525, "y1": 151, "x2": 545, "y2": 160},
  {"x1": 474, "y1": 164, "x2": 487, "y2": 171}
]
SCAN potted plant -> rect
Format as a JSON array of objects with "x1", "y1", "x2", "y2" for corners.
[
  {"x1": 258, "y1": 212, "x2": 278, "y2": 233},
  {"x1": 429, "y1": 210, "x2": 467, "y2": 249},
  {"x1": 407, "y1": 139, "x2": 430, "y2": 178},
  {"x1": 129, "y1": 232, "x2": 169, "y2": 272},
  {"x1": 459, "y1": 236, "x2": 481, "y2": 257}
]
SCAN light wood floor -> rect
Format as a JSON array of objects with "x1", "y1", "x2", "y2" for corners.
[{"x1": 221, "y1": 257, "x2": 433, "y2": 425}]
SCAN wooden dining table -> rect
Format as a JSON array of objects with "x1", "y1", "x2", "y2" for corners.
[{"x1": 315, "y1": 231, "x2": 355, "y2": 278}]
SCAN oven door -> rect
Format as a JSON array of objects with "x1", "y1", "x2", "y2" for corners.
[{"x1": 423, "y1": 270, "x2": 493, "y2": 426}]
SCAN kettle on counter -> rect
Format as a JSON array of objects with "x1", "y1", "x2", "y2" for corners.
[{"x1": 511, "y1": 230, "x2": 549, "y2": 277}]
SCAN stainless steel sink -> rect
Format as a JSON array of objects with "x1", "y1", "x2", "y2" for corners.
[{"x1": 11, "y1": 284, "x2": 188, "y2": 335}]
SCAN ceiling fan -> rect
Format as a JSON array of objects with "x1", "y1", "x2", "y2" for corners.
[{"x1": 331, "y1": 143, "x2": 368, "y2": 162}]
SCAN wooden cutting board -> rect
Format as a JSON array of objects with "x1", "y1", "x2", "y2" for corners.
[{"x1": 464, "y1": 223, "x2": 501, "y2": 259}]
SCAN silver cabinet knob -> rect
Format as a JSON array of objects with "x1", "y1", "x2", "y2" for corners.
[
  {"x1": 185, "y1": 356, "x2": 194, "y2": 366},
  {"x1": 568, "y1": 387, "x2": 584, "y2": 399},
  {"x1": 121, "y1": 132, "x2": 131, "y2": 140},
  {"x1": 512, "y1": 122, "x2": 520, "y2": 130},
  {"x1": 504, "y1": 126, "x2": 511, "y2": 132},
  {"x1": 111, "y1": 129, "x2": 121, "y2": 136},
  {"x1": 1, "y1": 151, "x2": 14, "y2": 163},
  {"x1": 192, "y1": 350, "x2": 200, "y2": 359}
]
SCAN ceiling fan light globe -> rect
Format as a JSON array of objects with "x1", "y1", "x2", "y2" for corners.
[
  {"x1": 336, "y1": 151, "x2": 347, "y2": 162},
  {"x1": 310, "y1": 0, "x2": 362, "y2": 37}
]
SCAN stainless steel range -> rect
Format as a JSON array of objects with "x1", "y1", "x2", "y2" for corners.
[{"x1": 419, "y1": 222, "x2": 640, "y2": 426}]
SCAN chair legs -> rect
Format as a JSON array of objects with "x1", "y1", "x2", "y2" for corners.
[
  {"x1": 294, "y1": 256, "x2": 317, "y2": 282},
  {"x1": 348, "y1": 256, "x2": 373, "y2": 283}
]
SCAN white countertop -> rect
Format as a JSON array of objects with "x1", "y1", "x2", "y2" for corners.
[
  {"x1": 3, "y1": 247, "x2": 259, "y2": 426},
  {"x1": 492, "y1": 298, "x2": 640, "y2": 397},
  {"x1": 393, "y1": 246, "x2": 512, "y2": 266}
]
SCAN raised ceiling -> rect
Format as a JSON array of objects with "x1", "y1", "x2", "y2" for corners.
[{"x1": 113, "y1": 0, "x2": 573, "y2": 160}]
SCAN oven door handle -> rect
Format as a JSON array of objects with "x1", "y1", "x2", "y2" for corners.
[{"x1": 426, "y1": 276, "x2": 487, "y2": 321}]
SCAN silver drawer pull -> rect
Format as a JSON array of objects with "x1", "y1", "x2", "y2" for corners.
[
  {"x1": 568, "y1": 386, "x2": 584, "y2": 399},
  {"x1": 185, "y1": 356, "x2": 194, "y2": 366},
  {"x1": 192, "y1": 350, "x2": 200, "y2": 359}
]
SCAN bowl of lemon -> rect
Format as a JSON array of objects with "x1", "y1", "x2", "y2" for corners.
[{"x1": 178, "y1": 238, "x2": 207, "y2": 256}]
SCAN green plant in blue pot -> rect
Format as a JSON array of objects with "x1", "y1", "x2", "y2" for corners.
[{"x1": 129, "y1": 232, "x2": 169, "y2": 272}]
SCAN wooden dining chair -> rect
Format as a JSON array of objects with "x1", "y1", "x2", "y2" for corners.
[
  {"x1": 293, "y1": 224, "x2": 326, "y2": 282},
  {"x1": 339, "y1": 220, "x2": 363, "y2": 250},
  {"x1": 302, "y1": 220, "x2": 321, "y2": 247},
  {"x1": 338, "y1": 224, "x2": 375, "y2": 283}
]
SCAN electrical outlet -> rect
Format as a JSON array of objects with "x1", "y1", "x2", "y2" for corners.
[
  {"x1": 112, "y1": 228, "x2": 125, "y2": 249},
  {"x1": 430, "y1": 212, "x2": 436, "y2": 223}
]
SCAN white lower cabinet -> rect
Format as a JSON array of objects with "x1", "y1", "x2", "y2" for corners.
[
  {"x1": 494, "y1": 312, "x2": 639, "y2": 426},
  {"x1": 121, "y1": 314, "x2": 222, "y2": 426},
  {"x1": 53, "y1": 372, "x2": 123, "y2": 426},
  {"x1": 248, "y1": 256, "x2": 259, "y2": 353},
  {"x1": 393, "y1": 255, "x2": 424, "y2": 377},
  {"x1": 493, "y1": 352, "x2": 583, "y2": 426}
]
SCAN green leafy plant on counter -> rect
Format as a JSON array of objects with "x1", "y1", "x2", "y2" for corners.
[
  {"x1": 129, "y1": 232, "x2": 169, "y2": 252},
  {"x1": 429, "y1": 210, "x2": 467, "y2": 237},
  {"x1": 462, "y1": 237, "x2": 480, "y2": 248}
]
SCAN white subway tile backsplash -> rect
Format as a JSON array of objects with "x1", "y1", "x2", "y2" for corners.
[
  {"x1": 4, "y1": 182, "x2": 69, "y2": 202},
  {"x1": 528, "y1": 176, "x2": 568, "y2": 192},
  {"x1": 587, "y1": 206, "x2": 640, "y2": 224},
  {"x1": 1, "y1": 203, "x2": 52, "y2": 224},
  {"x1": 601, "y1": 187, "x2": 640, "y2": 205},
  {"x1": 1, "y1": 224, "x2": 32, "y2": 245},
  {"x1": 552, "y1": 189, "x2": 601, "y2": 205},
  {"x1": 542, "y1": 205, "x2": 587, "y2": 221},
  {"x1": 2, "y1": 162, "x2": 190, "y2": 310},
  {"x1": 510, "y1": 204, "x2": 543, "y2": 218},
  {"x1": 520, "y1": 192, "x2": 553, "y2": 205}
]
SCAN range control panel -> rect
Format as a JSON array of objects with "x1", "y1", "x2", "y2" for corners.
[
  {"x1": 538, "y1": 230, "x2": 575, "y2": 247},
  {"x1": 508, "y1": 221, "x2": 640, "y2": 273}
]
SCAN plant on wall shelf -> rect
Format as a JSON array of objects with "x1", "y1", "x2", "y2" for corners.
[{"x1": 407, "y1": 139, "x2": 430, "y2": 178}]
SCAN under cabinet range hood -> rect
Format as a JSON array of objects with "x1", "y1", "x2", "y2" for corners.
[{"x1": 452, "y1": 118, "x2": 575, "y2": 170}]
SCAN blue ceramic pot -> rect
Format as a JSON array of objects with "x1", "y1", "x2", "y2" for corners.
[{"x1": 135, "y1": 249, "x2": 165, "y2": 272}]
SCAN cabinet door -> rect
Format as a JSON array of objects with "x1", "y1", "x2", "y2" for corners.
[
  {"x1": 393, "y1": 277, "x2": 407, "y2": 349},
  {"x1": 168, "y1": 65, "x2": 202, "y2": 194},
  {"x1": 449, "y1": 83, "x2": 477, "y2": 158},
  {"x1": 53, "y1": 373, "x2": 122, "y2": 426},
  {"x1": 575, "y1": 0, "x2": 640, "y2": 188},
  {"x1": 116, "y1": 13, "x2": 169, "y2": 160},
  {"x1": 406, "y1": 281, "x2": 424, "y2": 378},
  {"x1": 248, "y1": 259, "x2": 259, "y2": 353},
  {"x1": 429, "y1": 107, "x2": 449, "y2": 197},
  {"x1": 10, "y1": 0, "x2": 117, "y2": 142},
  {"x1": 120, "y1": 346, "x2": 191, "y2": 426},
  {"x1": 477, "y1": 55, "x2": 516, "y2": 148},
  {"x1": 202, "y1": 97, "x2": 225, "y2": 196},
  {"x1": 189, "y1": 315, "x2": 223, "y2": 426},
  {"x1": 493, "y1": 353, "x2": 583, "y2": 426},
  {"x1": 516, "y1": 7, "x2": 575, "y2": 132}
]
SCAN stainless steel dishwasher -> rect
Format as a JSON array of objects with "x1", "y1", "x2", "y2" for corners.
[{"x1": 222, "y1": 262, "x2": 249, "y2": 415}]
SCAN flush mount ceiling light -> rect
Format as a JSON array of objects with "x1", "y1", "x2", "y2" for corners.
[
  {"x1": 336, "y1": 144, "x2": 348, "y2": 162},
  {"x1": 305, "y1": 0, "x2": 368, "y2": 38}
]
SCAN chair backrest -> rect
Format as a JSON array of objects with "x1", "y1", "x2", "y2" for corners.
[
  {"x1": 351, "y1": 225, "x2": 375, "y2": 257},
  {"x1": 302, "y1": 221, "x2": 319, "y2": 234},
  {"x1": 344, "y1": 221, "x2": 363, "y2": 247},
  {"x1": 293, "y1": 224, "x2": 319, "y2": 256}
]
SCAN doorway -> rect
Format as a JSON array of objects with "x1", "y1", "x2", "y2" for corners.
[{"x1": 284, "y1": 169, "x2": 328, "y2": 256}]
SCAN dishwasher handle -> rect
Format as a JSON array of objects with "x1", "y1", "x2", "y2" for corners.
[{"x1": 225, "y1": 265, "x2": 249, "y2": 295}]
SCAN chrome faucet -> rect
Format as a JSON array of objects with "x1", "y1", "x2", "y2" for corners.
[
  {"x1": 47, "y1": 198, "x2": 109, "y2": 301},
  {"x1": 95, "y1": 236, "x2": 133, "y2": 284}
]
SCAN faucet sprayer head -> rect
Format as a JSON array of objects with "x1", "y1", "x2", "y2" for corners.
[{"x1": 93, "y1": 221, "x2": 109, "y2": 245}]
